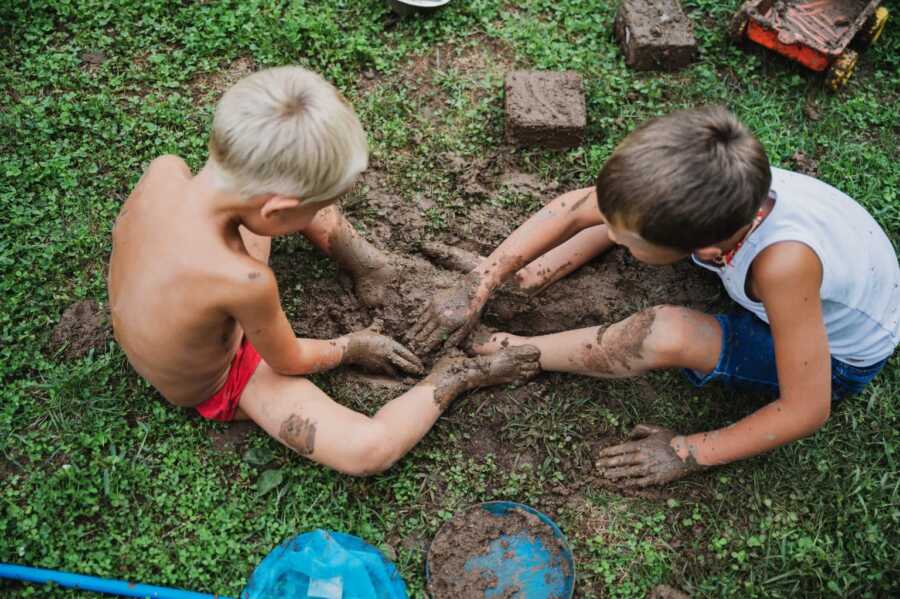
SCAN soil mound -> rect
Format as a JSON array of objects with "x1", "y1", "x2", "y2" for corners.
[{"x1": 49, "y1": 300, "x2": 112, "y2": 360}]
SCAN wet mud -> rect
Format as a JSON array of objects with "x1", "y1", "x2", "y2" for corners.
[
  {"x1": 277, "y1": 170, "x2": 722, "y2": 364},
  {"x1": 49, "y1": 299, "x2": 112, "y2": 360},
  {"x1": 427, "y1": 504, "x2": 571, "y2": 599}
]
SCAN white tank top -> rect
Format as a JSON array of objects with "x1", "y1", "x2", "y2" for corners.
[{"x1": 693, "y1": 167, "x2": 900, "y2": 366}]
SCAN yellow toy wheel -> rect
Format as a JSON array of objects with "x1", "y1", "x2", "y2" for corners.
[
  {"x1": 858, "y1": 6, "x2": 890, "y2": 48},
  {"x1": 826, "y1": 49, "x2": 859, "y2": 91}
]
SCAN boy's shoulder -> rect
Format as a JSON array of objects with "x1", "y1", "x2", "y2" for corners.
[{"x1": 148, "y1": 154, "x2": 191, "y2": 176}]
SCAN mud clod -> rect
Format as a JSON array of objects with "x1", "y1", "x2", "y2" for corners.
[
  {"x1": 50, "y1": 300, "x2": 112, "y2": 360},
  {"x1": 505, "y1": 70, "x2": 587, "y2": 149},
  {"x1": 615, "y1": 0, "x2": 697, "y2": 71}
]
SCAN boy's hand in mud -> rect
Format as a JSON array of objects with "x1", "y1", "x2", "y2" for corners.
[
  {"x1": 595, "y1": 424, "x2": 706, "y2": 487},
  {"x1": 344, "y1": 322, "x2": 424, "y2": 377},
  {"x1": 407, "y1": 272, "x2": 484, "y2": 354}
]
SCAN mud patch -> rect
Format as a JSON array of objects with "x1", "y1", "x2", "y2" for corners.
[
  {"x1": 50, "y1": 300, "x2": 112, "y2": 360},
  {"x1": 789, "y1": 150, "x2": 819, "y2": 177},
  {"x1": 427, "y1": 504, "x2": 571, "y2": 599},
  {"x1": 207, "y1": 420, "x2": 256, "y2": 453},
  {"x1": 615, "y1": 0, "x2": 697, "y2": 71},
  {"x1": 505, "y1": 70, "x2": 587, "y2": 149},
  {"x1": 649, "y1": 584, "x2": 690, "y2": 599},
  {"x1": 189, "y1": 56, "x2": 256, "y2": 102}
]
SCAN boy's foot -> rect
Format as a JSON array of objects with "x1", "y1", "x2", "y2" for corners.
[
  {"x1": 469, "y1": 328, "x2": 526, "y2": 355},
  {"x1": 426, "y1": 345, "x2": 541, "y2": 410},
  {"x1": 421, "y1": 241, "x2": 484, "y2": 273}
]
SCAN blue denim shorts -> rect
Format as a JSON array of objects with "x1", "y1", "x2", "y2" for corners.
[{"x1": 683, "y1": 309, "x2": 888, "y2": 401}]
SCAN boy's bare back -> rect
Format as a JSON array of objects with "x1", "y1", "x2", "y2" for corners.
[{"x1": 109, "y1": 155, "x2": 264, "y2": 407}]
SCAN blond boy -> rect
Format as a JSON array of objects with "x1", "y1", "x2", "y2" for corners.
[{"x1": 109, "y1": 67, "x2": 540, "y2": 476}]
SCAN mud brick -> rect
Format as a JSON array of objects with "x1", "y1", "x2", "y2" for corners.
[
  {"x1": 615, "y1": 0, "x2": 697, "y2": 71},
  {"x1": 504, "y1": 70, "x2": 586, "y2": 149}
]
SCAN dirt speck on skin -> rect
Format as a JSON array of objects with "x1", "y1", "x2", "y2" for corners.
[
  {"x1": 427, "y1": 505, "x2": 571, "y2": 599},
  {"x1": 50, "y1": 300, "x2": 112, "y2": 359}
]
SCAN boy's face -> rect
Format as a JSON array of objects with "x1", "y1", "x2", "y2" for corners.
[{"x1": 604, "y1": 217, "x2": 688, "y2": 265}]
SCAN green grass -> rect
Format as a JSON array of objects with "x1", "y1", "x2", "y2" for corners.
[{"x1": 1, "y1": 0, "x2": 898, "y2": 597}]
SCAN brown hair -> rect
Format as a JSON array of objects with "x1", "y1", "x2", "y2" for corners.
[{"x1": 595, "y1": 106, "x2": 771, "y2": 251}]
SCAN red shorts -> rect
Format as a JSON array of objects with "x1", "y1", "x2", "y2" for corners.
[{"x1": 195, "y1": 337, "x2": 262, "y2": 422}]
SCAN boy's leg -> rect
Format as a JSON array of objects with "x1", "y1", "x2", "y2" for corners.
[
  {"x1": 472, "y1": 305, "x2": 722, "y2": 378},
  {"x1": 238, "y1": 344, "x2": 541, "y2": 476},
  {"x1": 302, "y1": 205, "x2": 395, "y2": 307},
  {"x1": 423, "y1": 224, "x2": 612, "y2": 294}
]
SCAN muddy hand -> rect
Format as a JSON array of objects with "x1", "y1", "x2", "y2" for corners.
[
  {"x1": 595, "y1": 424, "x2": 705, "y2": 488},
  {"x1": 406, "y1": 272, "x2": 483, "y2": 354},
  {"x1": 344, "y1": 322, "x2": 425, "y2": 376}
]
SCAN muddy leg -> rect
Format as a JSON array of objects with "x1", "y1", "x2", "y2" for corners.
[
  {"x1": 472, "y1": 306, "x2": 721, "y2": 378},
  {"x1": 303, "y1": 205, "x2": 396, "y2": 307}
]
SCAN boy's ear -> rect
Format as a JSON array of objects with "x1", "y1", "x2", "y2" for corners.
[{"x1": 260, "y1": 195, "x2": 301, "y2": 219}]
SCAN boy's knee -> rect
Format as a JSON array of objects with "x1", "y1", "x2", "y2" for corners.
[
  {"x1": 641, "y1": 305, "x2": 694, "y2": 364},
  {"x1": 340, "y1": 422, "x2": 397, "y2": 477}
]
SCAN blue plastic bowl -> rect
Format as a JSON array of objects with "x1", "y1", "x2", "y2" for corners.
[{"x1": 425, "y1": 501, "x2": 575, "y2": 599}]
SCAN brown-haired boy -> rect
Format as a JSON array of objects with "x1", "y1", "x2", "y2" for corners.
[
  {"x1": 409, "y1": 106, "x2": 899, "y2": 487},
  {"x1": 108, "y1": 66, "x2": 540, "y2": 476}
]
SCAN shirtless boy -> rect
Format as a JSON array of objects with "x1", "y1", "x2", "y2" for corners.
[
  {"x1": 108, "y1": 66, "x2": 540, "y2": 476},
  {"x1": 409, "y1": 106, "x2": 899, "y2": 487}
]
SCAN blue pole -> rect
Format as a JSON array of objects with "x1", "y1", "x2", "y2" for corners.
[{"x1": 0, "y1": 563, "x2": 233, "y2": 599}]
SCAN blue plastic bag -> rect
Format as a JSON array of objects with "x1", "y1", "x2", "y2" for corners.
[{"x1": 242, "y1": 530, "x2": 407, "y2": 599}]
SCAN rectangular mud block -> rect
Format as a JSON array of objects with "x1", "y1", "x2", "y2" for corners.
[
  {"x1": 504, "y1": 70, "x2": 587, "y2": 150},
  {"x1": 615, "y1": 0, "x2": 697, "y2": 71}
]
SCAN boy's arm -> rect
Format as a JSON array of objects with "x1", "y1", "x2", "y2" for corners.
[
  {"x1": 597, "y1": 242, "x2": 831, "y2": 486},
  {"x1": 229, "y1": 268, "x2": 346, "y2": 375},
  {"x1": 229, "y1": 268, "x2": 423, "y2": 376},
  {"x1": 678, "y1": 242, "x2": 831, "y2": 464},
  {"x1": 408, "y1": 187, "x2": 604, "y2": 352}
]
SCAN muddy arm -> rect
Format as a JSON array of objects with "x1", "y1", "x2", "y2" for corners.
[{"x1": 471, "y1": 187, "x2": 604, "y2": 304}]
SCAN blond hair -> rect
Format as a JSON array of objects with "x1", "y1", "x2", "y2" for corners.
[{"x1": 208, "y1": 66, "x2": 368, "y2": 204}]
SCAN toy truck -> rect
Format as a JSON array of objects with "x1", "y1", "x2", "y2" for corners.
[{"x1": 731, "y1": 1, "x2": 889, "y2": 90}]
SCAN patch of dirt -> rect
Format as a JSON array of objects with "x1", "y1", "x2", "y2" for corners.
[
  {"x1": 49, "y1": 300, "x2": 112, "y2": 360},
  {"x1": 277, "y1": 164, "x2": 721, "y2": 368},
  {"x1": 206, "y1": 420, "x2": 256, "y2": 453},
  {"x1": 789, "y1": 150, "x2": 819, "y2": 177},
  {"x1": 649, "y1": 584, "x2": 690, "y2": 599},
  {"x1": 357, "y1": 33, "x2": 517, "y2": 106},
  {"x1": 427, "y1": 504, "x2": 571, "y2": 599},
  {"x1": 189, "y1": 56, "x2": 256, "y2": 102}
]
